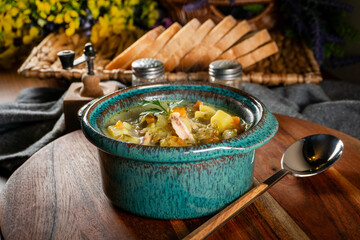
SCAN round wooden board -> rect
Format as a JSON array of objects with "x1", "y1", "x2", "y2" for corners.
[{"x1": 1, "y1": 114, "x2": 360, "y2": 240}]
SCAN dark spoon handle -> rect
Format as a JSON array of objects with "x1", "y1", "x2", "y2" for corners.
[{"x1": 183, "y1": 169, "x2": 290, "y2": 240}]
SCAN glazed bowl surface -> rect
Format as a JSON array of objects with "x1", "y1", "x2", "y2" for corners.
[{"x1": 80, "y1": 82, "x2": 278, "y2": 219}]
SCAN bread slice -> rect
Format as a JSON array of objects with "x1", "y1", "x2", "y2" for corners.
[
  {"x1": 218, "y1": 29, "x2": 272, "y2": 60},
  {"x1": 105, "y1": 26, "x2": 165, "y2": 70},
  {"x1": 214, "y1": 20, "x2": 252, "y2": 53},
  {"x1": 236, "y1": 41, "x2": 278, "y2": 68},
  {"x1": 178, "y1": 15, "x2": 237, "y2": 72},
  {"x1": 131, "y1": 22, "x2": 182, "y2": 67},
  {"x1": 199, "y1": 20, "x2": 252, "y2": 70},
  {"x1": 165, "y1": 19, "x2": 215, "y2": 72},
  {"x1": 154, "y1": 18, "x2": 201, "y2": 64}
]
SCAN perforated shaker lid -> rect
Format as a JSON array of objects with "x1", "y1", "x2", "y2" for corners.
[
  {"x1": 132, "y1": 58, "x2": 164, "y2": 79},
  {"x1": 209, "y1": 60, "x2": 242, "y2": 80}
]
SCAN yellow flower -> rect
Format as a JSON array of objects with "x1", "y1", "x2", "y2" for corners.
[
  {"x1": 112, "y1": 18, "x2": 125, "y2": 34},
  {"x1": 39, "y1": 12, "x2": 47, "y2": 19},
  {"x1": 127, "y1": 0, "x2": 140, "y2": 6},
  {"x1": 5, "y1": 4, "x2": 12, "y2": 11},
  {"x1": 98, "y1": 15, "x2": 111, "y2": 38},
  {"x1": 15, "y1": 17, "x2": 24, "y2": 29},
  {"x1": 43, "y1": 3, "x2": 51, "y2": 13},
  {"x1": 54, "y1": 14, "x2": 63, "y2": 24},
  {"x1": 17, "y1": 2, "x2": 27, "y2": 10},
  {"x1": 71, "y1": 1, "x2": 80, "y2": 9},
  {"x1": 56, "y1": 2, "x2": 62, "y2": 11},
  {"x1": 10, "y1": 8, "x2": 19, "y2": 17},
  {"x1": 3, "y1": 15, "x2": 12, "y2": 34},
  {"x1": 110, "y1": 6, "x2": 120, "y2": 16},
  {"x1": 70, "y1": 10, "x2": 78, "y2": 18},
  {"x1": 98, "y1": 0, "x2": 110, "y2": 8},
  {"x1": 24, "y1": 17, "x2": 32, "y2": 24},
  {"x1": 22, "y1": 27, "x2": 40, "y2": 45},
  {"x1": 47, "y1": 15, "x2": 55, "y2": 22},
  {"x1": 65, "y1": 27, "x2": 75, "y2": 36},
  {"x1": 64, "y1": 12, "x2": 72, "y2": 23},
  {"x1": 35, "y1": 1, "x2": 51, "y2": 13},
  {"x1": 91, "y1": 8, "x2": 100, "y2": 19},
  {"x1": 23, "y1": 35, "x2": 32, "y2": 45},
  {"x1": 29, "y1": 27, "x2": 40, "y2": 37},
  {"x1": 69, "y1": 20, "x2": 80, "y2": 29},
  {"x1": 90, "y1": 24, "x2": 101, "y2": 43}
]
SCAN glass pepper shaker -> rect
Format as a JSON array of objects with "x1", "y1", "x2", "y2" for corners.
[
  {"x1": 209, "y1": 60, "x2": 242, "y2": 89},
  {"x1": 132, "y1": 58, "x2": 165, "y2": 86}
]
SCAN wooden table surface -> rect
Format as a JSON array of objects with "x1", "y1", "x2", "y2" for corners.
[
  {"x1": 1, "y1": 114, "x2": 360, "y2": 239},
  {"x1": 1, "y1": 69, "x2": 360, "y2": 239}
]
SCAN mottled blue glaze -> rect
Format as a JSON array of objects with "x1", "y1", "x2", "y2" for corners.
[{"x1": 80, "y1": 82, "x2": 278, "y2": 219}]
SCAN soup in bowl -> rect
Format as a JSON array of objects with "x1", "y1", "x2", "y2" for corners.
[
  {"x1": 103, "y1": 99, "x2": 249, "y2": 146},
  {"x1": 80, "y1": 82, "x2": 278, "y2": 219}
]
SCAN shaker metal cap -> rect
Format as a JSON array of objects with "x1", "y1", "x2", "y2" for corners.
[
  {"x1": 209, "y1": 60, "x2": 242, "y2": 80},
  {"x1": 132, "y1": 58, "x2": 164, "y2": 79}
]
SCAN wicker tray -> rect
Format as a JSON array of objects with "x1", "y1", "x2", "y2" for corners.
[{"x1": 18, "y1": 28, "x2": 322, "y2": 86}]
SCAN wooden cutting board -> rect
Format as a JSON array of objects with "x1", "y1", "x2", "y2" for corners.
[{"x1": 1, "y1": 114, "x2": 360, "y2": 240}]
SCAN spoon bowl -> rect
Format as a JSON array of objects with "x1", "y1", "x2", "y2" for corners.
[
  {"x1": 282, "y1": 134, "x2": 344, "y2": 177},
  {"x1": 184, "y1": 134, "x2": 344, "y2": 240}
]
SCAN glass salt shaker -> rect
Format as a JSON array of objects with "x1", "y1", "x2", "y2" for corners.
[
  {"x1": 132, "y1": 58, "x2": 165, "y2": 86},
  {"x1": 209, "y1": 60, "x2": 242, "y2": 89}
]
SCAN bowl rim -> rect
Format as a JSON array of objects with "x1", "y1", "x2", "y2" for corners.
[{"x1": 81, "y1": 82, "x2": 278, "y2": 162}]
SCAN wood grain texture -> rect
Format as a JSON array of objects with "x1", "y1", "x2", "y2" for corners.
[
  {"x1": 0, "y1": 66, "x2": 64, "y2": 104},
  {"x1": 1, "y1": 114, "x2": 360, "y2": 239},
  {"x1": 184, "y1": 183, "x2": 270, "y2": 240}
]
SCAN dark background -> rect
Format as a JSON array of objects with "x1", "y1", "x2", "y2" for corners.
[{"x1": 323, "y1": 0, "x2": 360, "y2": 84}]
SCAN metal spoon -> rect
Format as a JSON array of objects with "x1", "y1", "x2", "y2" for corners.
[{"x1": 184, "y1": 134, "x2": 344, "y2": 240}]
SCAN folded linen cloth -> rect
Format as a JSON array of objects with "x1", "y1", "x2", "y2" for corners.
[
  {"x1": 0, "y1": 88, "x2": 66, "y2": 173},
  {"x1": 0, "y1": 80, "x2": 359, "y2": 173},
  {"x1": 242, "y1": 80, "x2": 360, "y2": 140}
]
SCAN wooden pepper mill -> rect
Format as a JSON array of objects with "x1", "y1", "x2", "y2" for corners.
[{"x1": 58, "y1": 43, "x2": 118, "y2": 132}]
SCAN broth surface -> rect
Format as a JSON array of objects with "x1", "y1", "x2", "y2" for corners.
[{"x1": 103, "y1": 100, "x2": 248, "y2": 146}]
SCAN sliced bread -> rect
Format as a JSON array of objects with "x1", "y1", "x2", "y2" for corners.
[
  {"x1": 165, "y1": 19, "x2": 215, "y2": 72},
  {"x1": 131, "y1": 22, "x2": 182, "y2": 67},
  {"x1": 199, "y1": 20, "x2": 252, "y2": 70},
  {"x1": 236, "y1": 41, "x2": 278, "y2": 69},
  {"x1": 178, "y1": 15, "x2": 237, "y2": 72},
  {"x1": 218, "y1": 29, "x2": 272, "y2": 60},
  {"x1": 154, "y1": 18, "x2": 201, "y2": 64},
  {"x1": 105, "y1": 26, "x2": 165, "y2": 70}
]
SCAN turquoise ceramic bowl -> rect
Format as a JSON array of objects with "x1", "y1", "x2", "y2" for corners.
[{"x1": 80, "y1": 82, "x2": 278, "y2": 219}]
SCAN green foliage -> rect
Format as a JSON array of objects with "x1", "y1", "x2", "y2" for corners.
[
  {"x1": 139, "y1": 100, "x2": 183, "y2": 116},
  {"x1": 242, "y1": 4, "x2": 265, "y2": 14}
]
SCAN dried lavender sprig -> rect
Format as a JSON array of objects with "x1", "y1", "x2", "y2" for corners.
[
  {"x1": 310, "y1": 0, "x2": 354, "y2": 12},
  {"x1": 184, "y1": 0, "x2": 209, "y2": 12},
  {"x1": 323, "y1": 33, "x2": 344, "y2": 44}
]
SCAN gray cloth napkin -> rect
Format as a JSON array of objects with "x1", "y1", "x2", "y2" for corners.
[
  {"x1": 0, "y1": 80, "x2": 359, "y2": 173},
  {"x1": 0, "y1": 88, "x2": 66, "y2": 173},
  {"x1": 242, "y1": 80, "x2": 360, "y2": 140}
]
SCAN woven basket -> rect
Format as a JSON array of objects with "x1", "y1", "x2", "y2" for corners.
[
  {"x1": 159, "y1": 0, "x2": 276, "y2": 30},
  {"x1": 18, "y1": 27, "x2": 322, "y2": 86}
]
